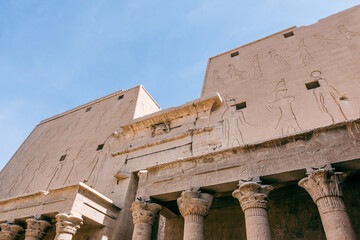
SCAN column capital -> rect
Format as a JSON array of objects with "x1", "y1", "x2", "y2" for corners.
[
  {"x1": 130, "y1": 200, "x2": 162, "y2": 225},
  {"x1": 55, "y1": 213, "x2": 82, "y2": 236},
  {"x1": 25, "y1": 218, "x2": 51, "y2": 239},
  {"x1": 298, "y1": 168, "x2": 344, "y2": 204},
  {"x1": 232, "y1": 181, "x2": 273, "y2": 211},
  {"x1": 0, "y1": 222, "x2": 24, "y2": 240},
  {"x1": 177, "y1": 189, "x2": 213, "y2": 217}
]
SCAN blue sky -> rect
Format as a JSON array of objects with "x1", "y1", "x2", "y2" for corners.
[{"x1": 0, "y1": 0, "x2": 359, "y2": 171}]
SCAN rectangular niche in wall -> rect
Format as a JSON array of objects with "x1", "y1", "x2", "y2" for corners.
[
  {"x1": 305, "y1": 81, "x2": 320, "y2": 90},
  {"x1": 235, "y1": 101, "x2": 247, "y2": 110}
]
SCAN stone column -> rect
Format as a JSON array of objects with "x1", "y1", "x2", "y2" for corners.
[
  {"x1": 232, "y1": 181, "x2": 273, "y2": 240},
  {"x1": 298, "y1": 168, "x2": 356, "y2": 240},
  {"x1": 177, "y1": 189, "x2": 213, "y2": 240},
  {"x1": 25, "y1": 218, "x2": 51, "y2": 240},
  {"x1": 130, "y1": 200, "x2": 162, "y2": 240},
  {"x1": 0, "y1": 222, "x2": 24, "y2": 240},
  {"x1": 54, "y1": 213, "x2": 83, "y2": 240}
]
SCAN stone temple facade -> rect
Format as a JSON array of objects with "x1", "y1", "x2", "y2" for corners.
[{"x1": 1, "y1": 5, "x2": 360, "y2": 240}]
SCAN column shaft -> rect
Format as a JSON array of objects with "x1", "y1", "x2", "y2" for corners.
[
  {"x1": 183, "y1": 214, "x2": 205, "y2": 240},
  {"x1": 244, "y1": 208, "x2": 271, "y2": 240}
]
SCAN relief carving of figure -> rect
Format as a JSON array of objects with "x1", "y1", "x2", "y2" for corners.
[
  {"x1": 296, "y1": 39, "x2": 314, "y2": 66},
  {"x1": 252, "y1": 54, "x2": 263, "y2": 79},
  {"x1": 337, "y1": 25, "x2": 360, "y2": 40},
  {"x1": 314, "y1": 34, "x2": 341, "y2": 54},
  {"x1": 46, "y1": 148, "x2": 71, "y2": 190},
  {"x1": 221, "y1": 97, "x2": 253, "y2": 147},
  {"x1": 268, "y1": 48, "x2": 289, "y2": 66},
  {"x1": 309, "y1": 70, "x2": 355, "y2": 123},
  {"x1": 212, "y1": 69, "x2": 225, "y2": 86},
  {"x1": 151, "y1": 121, "x2": 171, "y2": 137},
  {"x1": 266, "y1": 78, "x2": 301, "y2": 135},
  {"x1": 223, "y1": 64, "x2": 246, "y2": 82},
  {"x1": 86, "y1": 135, "x2": 115, "y2": 188}
]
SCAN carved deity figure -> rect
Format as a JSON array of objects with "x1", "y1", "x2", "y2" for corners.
[
  {"x1": 251, "y1": 54, "x2": 263, "y2": 79},
  {"x1": 337, "y1": 25, "x2": 360, "y2": 40},
  {"x1": 212, "y1": 69, "x2": 225, "y2": 86},
  {"x1": 314, "y1": 34, "x2": 341, "y2": 53},
  {"x1": 223, "y1": 64, "x2": 246, "y2": 81},
  {"x1": 309, "y1": 70, "x2": 350, "y2": 123},
  {"x1": 269, "y1": 48, "x2": 289, "y2": 66},
  {"x1": 266, "y1": 78, "x2": 301, "y2": 135},
  {"x1": 221, "y1": 97, "x2": 253, "y2": 147},
  {"x1": 297, "y1": 39, "x2": 314, "y2": 66}
]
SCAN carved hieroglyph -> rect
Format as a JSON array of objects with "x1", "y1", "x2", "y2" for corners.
[
  {"x1": 233, "y1": 181, "x2": 273, "y2": 240},
  {"x1": 298, "y1": 168, "x2": 356, "y2": 240},
  {"x1": 25, "y1": 218, "x2": 51, "y2": 240},
  {"x1": 0, "y1": 223, "x2": 24, "y2": 240},
  {"x1": 55, "y1": 213, "x2": 83, "y2": 240},
  {"x1": 177, "y1": 189, "x2": 213, "y2": 240},
  {"x1": 130, "y1": 200, "x2": 162, "y2": 240},
  {"x1": 266, "y1": 78, "x2": 301, "y2": 135}
]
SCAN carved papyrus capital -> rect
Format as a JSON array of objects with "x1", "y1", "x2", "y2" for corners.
[
  {"x1": 298, "y1": 168, "x2": 344, "y2": 205},
  {"x1": 55, "y1": 213, "x2": 82, "y2": 236},
  {"x1": 177, "y1": 189, "x2": 213, "y2": 217},
  {"x1": 0, "y1": 222, "x2": 24, "y2": 240},
  {"x1": 232, "y1": 181, "x2": 273, "y2": 211},
  {"x1": 130, "y1": 200, "x2": 162, "y2": 225},
  {"x1": 25, "y1": 218, "x2": 51, "y2": 239}
]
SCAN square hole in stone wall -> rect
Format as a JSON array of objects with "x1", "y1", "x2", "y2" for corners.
[
  {"x1": 85, "y1": 107, "x2": 92, "y2": 112},
  {"x1": 235, "y1": 101, "x2": 247, "y2": 110},
  {"x1": 283, "y1": 31, "x2": 294, "y2": 38},
  {"x1": 231, "y1": 51, "x2": 239, "y2": 58},
  {"x1": 305, "y1": 81, "x2": 320, "y2": 90},
  {"x1": 97, "y1": 144, "x2": 104, "y2": 151},
  {"x1": 59, "y1": 155, "x2": 67, "y2": 161},
  {"x1": 118, "y1": 95, "x2": 124, "y2": 100}
]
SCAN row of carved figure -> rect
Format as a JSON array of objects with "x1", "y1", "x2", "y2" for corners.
[
  {"x1": 211, "y1": 24, "x2": 360, "y2": 85},
  {"x1": 222, "y1": 70, "x2": 358, "y2": 147},
  {"x1": 131, "y1": 166, "x2": 356, "y2": 240},
  {"x1": 0, "y1": 213, "x2": 82, "y2": 240}
]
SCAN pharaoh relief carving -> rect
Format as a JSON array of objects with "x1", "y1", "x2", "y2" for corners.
[
  {"x1": 151, "y1": 121, "x2": 171, "y2": 137},
  {"x1": 266, "y1": 78, "x2": 301, "y2": 135},
  {"x1": 308, "y1": 70, "x2": 357, "y2": 123},
  {"x1": 46, "y1": 147, "x2": 71, "y2": 190},
  {"x1": 221, "y1": 97, "x2": 253, "y2": 147},
  {"x1": 7, "y1": 156, "x2": 37, "y2": 197}
]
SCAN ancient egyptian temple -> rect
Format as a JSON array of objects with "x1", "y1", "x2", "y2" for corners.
[{"x1": 1, "y1": 5, "x2": 360, "y2": 240}]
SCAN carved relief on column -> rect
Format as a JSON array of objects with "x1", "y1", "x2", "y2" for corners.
[
  {"x1": 298, "y1": 168, "x2": 356, "y2": 240},
  {"x1": 54, "y1": 213, "x2": 83, "y2": 240},
  {"x1": 130, "y1": 200, "x2": 162, "y2": 240},
  {"x1": 25, "y1": 218, "x2": 51, "y2": 240},
  {"x1": 177, "y1": 189, "x2": 213, "y2": 240},
  {"x1": 0, "y1": 222, "x2": 24, "y2": 240},
  {"x1": 232, "y1": 181, "x2": 273, "y2": 240}
]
